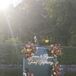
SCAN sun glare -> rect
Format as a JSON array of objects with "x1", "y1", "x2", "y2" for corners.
[
  {"x1": 0, "y1": 0, "x2": 22, "y2": 11},
  {"x1": 0, "y1": 0, "x2": 11, "y2": 10}
]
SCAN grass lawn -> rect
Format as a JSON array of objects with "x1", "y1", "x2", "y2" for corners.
[{"x1": 64, "y1": 72, "x2": 76, "y2": 76}]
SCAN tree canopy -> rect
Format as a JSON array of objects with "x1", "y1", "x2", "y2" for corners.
[{"x1": 0, "y1": 0, "x2": 76, "y2": 46}]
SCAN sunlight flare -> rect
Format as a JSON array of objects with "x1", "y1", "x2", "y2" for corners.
[
  {"x1": 0, "y1": 0, "x2": 11, "y2": 10},
  {"x1": 0, "y1": 0, "x2": 22, "y2": 10}
]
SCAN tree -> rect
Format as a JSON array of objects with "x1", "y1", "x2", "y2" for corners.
[{"x1": 45, "y1": 0, "x2": 76, "y2": 45}]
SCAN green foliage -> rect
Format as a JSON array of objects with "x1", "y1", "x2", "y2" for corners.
[
  {"x1": 45, "y1": 0, "x2": 76, "y2": 45},
  {"x1": 5, "y1": 37, "x2": 22, "y2": 44},
  {"x1": 0, "y1": 0, "x2": 76, "y2": 46},
  {"x1": 59, "y1": 46, "x2": 76, "y2": 64},
  {"x1": 0, "y1": 43, "x2": 22, "y2": 64},
  {"x1": 69, "y1": 35, "x2": 76, "y2": 46}
]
